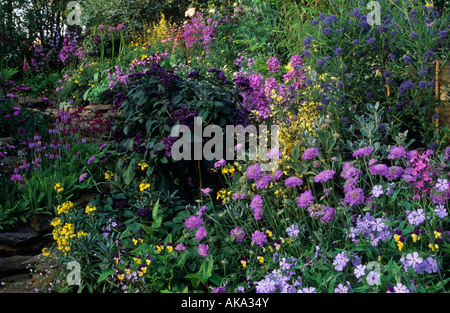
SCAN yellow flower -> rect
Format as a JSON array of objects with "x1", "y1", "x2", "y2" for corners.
[
  {"x1": 138, "y1": 162, "x2": 149, "y2": 171},
  {"x1": 41, "y1": 247, "x2": 50, "y2": 257},
  {"x1": 105, "y1": 170, "x2": 114, "y2": 180},
  {"x1": 429, "y1": 243, "x2": 439, "y2": 251},
  {"x1": 241, "y1": 260, "x2": 247, "y2": 268},
  {"x1": 85, "y1": 205, "x2": 97, "y2": 215},
  {"x1": 434, "y1": 231, "x2": 441, "y2": 239},
  {"x1": 257, "y1": 256, "x2": 264, "y2": 263},
  {"x1": 139, "y1": 182, "x2": 151, "y2": 191},
  {"x1": 397, "y1": 241, "x2": 404, "y2": 251},
  {"x1": 54, "y1": 183, "x2": 63, "y2": 194},
  {"x1": 266, "y1": 230, "x2": 272, "y2": 237},
  {"x1": 77, "y1": 231, "x2": 88, "y2": 238},
  {"x1": 411, "y1": 233, "x2": 420, "y2": 243}
]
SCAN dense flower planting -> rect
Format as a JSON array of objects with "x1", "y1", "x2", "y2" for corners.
[{"x1": 0, "y1": 0, "x2": 449, "y2": 294}]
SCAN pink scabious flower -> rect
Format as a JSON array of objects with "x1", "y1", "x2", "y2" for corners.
[
  {"x1": 195, "y1": 226, "x2": 207, "y2": 241},
  {"x1": 250, "y1": 194, "x2": 263, "y2": 221},
  {"x1": 384, "y1": 166, "x2": 404, "y2": 181},
  {"x1": 214, "y1": 159, "x2": 226, "y2": 168},
  {"x1": 232, "y1": 191, "x2": 246, "y2": 200},
  {"x1": 369, "y1": 163, "x2": 389, "y2": 176},
  {"x1": 314, "y1": 170, "x2": 335, "y2": 183},
  {"x1": 87, "y1": 156, "x2": 95, "y2": 165},
  {"x1": 246, "y1": 163, "x2": 263, "y2": 180},
  {"x1": 255, "y1": 174, "x2": 271, "y2": 189},
  {"x1": 198, "y1": 244, "x2": 209, "y2": 257},
  {"x1": 343, "y1": 188, "x2": 365, "y2": 206},
  {"x1": 174, "y1": 243, "x2": 185, "y2": 251},
  {"x1": 201, "y1": 188, "x2": 211, "y2": 196},
  {"x1": 388, "y1": 145, "x2": 407, "y2": 159},
  {"x1": 352, "y1": 146, "x2": 374, "y2": 157},
  {"x1": 297, "y1": 190, "x2": 315, "y2": 207},
  {"x1": 302, "y1": 147, "x2": 318, "y2": 160},
  {"x1": 285, "y1": 176, "x2": 303, "y2": 187},
  {"x1": 79, "y1": 172, "x2": 88, "y2": 182},
  {"x1": 230, "y1": 227, "x2": 245, "y2": 242},
  {"x1": 251, "y1": 230, "x2": 267, "y2": 247},
  {"x1": 184, "y1": 215, "x2": 203, "y2": 229}
]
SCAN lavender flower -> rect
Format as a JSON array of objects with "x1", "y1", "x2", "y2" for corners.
[
  {"x1": 284, "y1": 176, "x2": 303, "y2": 188},
  {"x1": 371, "y1": 185, "x2": 383, "y2": 198},
  {"x1": 246, "y1": 164, "x2": 263, "y2": 180},
  {"x1": 352, "y1": 146, "x2": 374, "y2": 157},
  {"x1": 366, "y1": 271, "x2": 380, "y2": 286},
  {"x1": 286, "y1": 224, "x2": 300, "y2": 238},
  {"x1": 230, "y1": 227, "x2": 245, "y2": 242},
  {"x1": 314, "y1": 170, "x2": 335, "y2": 183},
  {"x1": 344, "y1": 188, "x2": 365, "y2": 206},
  {"x1": 198, "y1": 244, "x2": 209, "y2": 257},
  {"x1": 252, "y1": 231, "x2": 268, "y2": 247},
  {"x1": 388, "y1": 146, "x2": 406, "y2": 159},
  {"x1": 297, "y1": 190, "x2": 315, "y2": 208},
  {"x1": 333, "y1": 252, "x2": 349, "y2": 271},
  {"x1": 185, "y1": 215, "x2": 203, "y2": 229},
  {"x1": 250, "y1": 194, "x2": 263, "y2": 221},
  {"x1": 195, "y1": 226, "x2": 207, "y2": 241}
]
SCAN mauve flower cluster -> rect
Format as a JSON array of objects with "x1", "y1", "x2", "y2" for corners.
[
  {"x1": 167, "y1": 11, "x2": 218, "y2": 51},
  {"x1": 232, "y1": 54, "x2": 306, "y2": 120},
  {"x1": 348, "y1": 213, "x2": 392, "y2": 247}
]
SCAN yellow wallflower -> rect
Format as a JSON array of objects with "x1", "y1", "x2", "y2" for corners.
[
  {"x1": 85, "y1": 205, "x2": 97, "y2": 215},
  {"x1": 139, "y1": 182, "x2": 151, "y2": 191},
  {"x1": 54, "y1": 183, "x2": 63, "y2": 193},
  {"x1": 105, "y1": 170, "x2": 114, "y2": 180}
]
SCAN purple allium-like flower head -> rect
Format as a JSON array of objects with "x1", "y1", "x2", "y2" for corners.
[
  {"x1": 97, "y1": 24, "x2": 105, "y2": 31},
  {"x1": 297, "y1": 190, "x2": 315, "y2": 207},
  {"x1": 302, "y1": 147, "x2": 318, "y2": 160},
  {"x1": 117, "y1": 24, "x2": 126, "y2": 31}
]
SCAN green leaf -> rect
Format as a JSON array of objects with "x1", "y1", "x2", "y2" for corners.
[
  {"x1": 152, "y1": 199, "x2": 160, "y2": 222},
  {"x1": 97, "y1": 268, "x2": 115, "y2": 283}
]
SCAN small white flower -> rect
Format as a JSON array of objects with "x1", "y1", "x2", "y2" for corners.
[{"x1": 185, "y1": 8, "x2": 196, "y2": 18}]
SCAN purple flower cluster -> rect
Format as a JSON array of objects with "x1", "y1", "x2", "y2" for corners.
[
  {"x1": 400, "y1": 252, "x2": 438, "y2": 274},
  {"x1": 348, "y1": 213, "x2": 392, "y2": 247},
  {"x1": 297, "y1": 190, "x2": 315, "y2": 208},
  {"x1": 250, "y1": 194, "x2": 263, "y2": 221}
]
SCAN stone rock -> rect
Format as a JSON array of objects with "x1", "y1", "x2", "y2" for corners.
[
  {"x1": 0, "y1": 255, "x2": 33, "y2": 275},
  {"x1": 29, "y1": 215, "x2": 52, "y2": 235}
]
